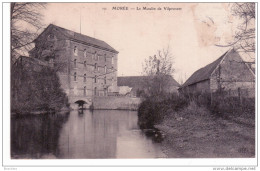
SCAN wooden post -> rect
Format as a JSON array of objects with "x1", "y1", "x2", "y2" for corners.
[{"x1": 211, "y1": 91, "x2": 213, "y2": 106}]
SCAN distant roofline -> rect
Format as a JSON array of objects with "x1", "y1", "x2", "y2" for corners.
[{"x1": 118, "y1": 75, "x2": 180, "y2": 86}]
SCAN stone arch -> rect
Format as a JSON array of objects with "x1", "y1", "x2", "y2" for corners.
[{"x1": 75, "y1": 100, "x2": 87, "y2": 109}]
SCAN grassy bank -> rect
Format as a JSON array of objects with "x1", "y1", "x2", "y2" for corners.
[{"x1": 138, "y1": 94, "x2": 255, "y2": 158}]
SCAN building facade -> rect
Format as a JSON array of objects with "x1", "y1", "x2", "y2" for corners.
[
  {"x1": 30, "y1": 24, "x2": 118, "y2": 105},
  {"x1": 179, "y1": 49, "x2": 255, "y2": 98}
]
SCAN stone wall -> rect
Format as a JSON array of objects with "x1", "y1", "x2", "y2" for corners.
[
  {"x1": 210, "y1": 50, "x2": 255, "y2": 98},
  {"x1": 93, "y1": 96, "x2": 142, "y2": 110},
  {"x1": 31, "y1": 25, "x2": 119, "y2": 104}
]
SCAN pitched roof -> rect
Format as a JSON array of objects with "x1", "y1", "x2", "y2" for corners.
[
  {"x1": 36, "y1": 24, "x2": 118, "y2": 53},
  {"x1": 181, "y1": 50, "x2": 229, "y2": 88},
  {"x1": 118, "y1": 75, "x2": 180, "y2": 91}
]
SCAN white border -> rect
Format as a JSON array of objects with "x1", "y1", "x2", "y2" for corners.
[{"x1": 2, "y1": 1, "x2": 258, "y2": 168}]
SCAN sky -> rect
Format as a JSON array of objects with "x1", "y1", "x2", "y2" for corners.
[{"x1": 41, "y1": 3, "x2": 238, "y2": 83}]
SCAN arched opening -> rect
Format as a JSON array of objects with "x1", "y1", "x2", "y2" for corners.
[{"x1": 75, "y1": 100, "x2": 87, "y2": 109}]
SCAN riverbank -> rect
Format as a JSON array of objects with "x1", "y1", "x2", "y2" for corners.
[{"x1": 155, "y1": 101, "x2": 255, "y2": 158}]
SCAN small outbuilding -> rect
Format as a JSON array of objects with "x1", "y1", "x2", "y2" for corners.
[{"x1": 179, "y1": 49, "x2": 255, "y2": 98}]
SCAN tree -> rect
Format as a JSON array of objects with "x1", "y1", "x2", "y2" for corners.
[
  {"x1": 142, "y1": 46, "x2": 175, "y2": 97},
  {"x1": 11, "y1": 3, "x2": 46, "y2": 64},
  {"x1": 216, "y1": 3, "x2": 255, "y2": 54}
]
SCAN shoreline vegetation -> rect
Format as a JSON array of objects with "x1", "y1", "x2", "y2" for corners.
[
  {"x1": 11, "y1": 67, "x2": 69, "y2": 115},
  {"x1": 137, "y1": 93, "x2": 255, "y2": 158}
]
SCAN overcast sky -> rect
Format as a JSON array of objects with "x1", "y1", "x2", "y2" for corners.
[{"x1": 42, "y1": 3, "x2": 237, "y2": 83}]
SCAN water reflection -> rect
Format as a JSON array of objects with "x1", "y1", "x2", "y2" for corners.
[
  {"x1": 11, "y1": 113, "x2": 70, "y2": 159},
  {"x1": 11, "y1": 110, "x2": 165, "y2": 159}
]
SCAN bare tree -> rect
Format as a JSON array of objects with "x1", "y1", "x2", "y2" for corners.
[
  {"x1": 216, "y1": 3, "x2": 255, "y2": 54},
  {"x1": 11, "y1": 3, "x2": 46, "y2": 64},
  {"x1": 142, "y1": 46, "x2": 175, "y2": 97}
]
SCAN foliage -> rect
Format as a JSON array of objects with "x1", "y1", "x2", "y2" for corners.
[
  {"x1": 138, "y1": 90, "x2": 255, "y2": 129},
  {"x1": 11, "y1": 3, "x2": 46, "y2": 63},
  {"x1": 138, "y1": 94, "x2": 188, "y2": 129},
  {"x1": 142, "y1": 46, "x2": 175, "y2": 97},
  {"x1": 210, "y1": 94, "x2": 255, "y2": 118},
  {"x1": 216, "y1": 3, "x2": 255, "y2": 53},
  {"x1": 11, "y1": 66, "x2": 69, "y2": 114}
]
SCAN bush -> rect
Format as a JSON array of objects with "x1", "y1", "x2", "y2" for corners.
[
  {"x1": 137, "y1": 90, "x2": 255, "y2": 129},
  {"x1": 210, "y1": 94, "x2": 255, "y2": 118},
  {"x1": 137, "y1": 94, "x2": 189, "y2": 129}
]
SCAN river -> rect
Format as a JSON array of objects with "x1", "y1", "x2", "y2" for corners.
[{"x1": 11, "y1": 110, "x2": 166, "y2": 159}]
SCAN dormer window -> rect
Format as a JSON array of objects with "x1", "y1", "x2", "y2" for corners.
[
  {"x1": 95, "y1": 52, "x2": 98, "y2": 61},
  {"x1": 93, "y1": 51, "x2": 97, "y2": 60},
  {"x1": 84, "y1": 49, "x2": 87, "y2": 57},
  {"x1": 73, "y1": 46, "x2": 78, "y2": 56}
]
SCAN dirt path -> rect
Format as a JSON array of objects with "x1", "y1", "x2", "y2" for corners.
[{"x1": 156, "y1": 111, "x2": 255, "y2": 158}]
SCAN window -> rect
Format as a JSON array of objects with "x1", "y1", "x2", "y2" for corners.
[
  {"x1": 95, "y1": 63, "x2": 97, "y2": 70},
  {"x1": 49, "y1": 58, "x2": 54, "y2": 64},
  {"x1": 104, "y1": 65, "x2": 107, "y2": 73},
  {"x1": 104, "y1": 88, "x2": 107, "y2": 96},
  {"x1": 104, "y1": 54, "x2": 107, "y2": 62},
  {"x1": 112, "y1": 56, "x2": 114, "y2": 65},
  {"x1": 94, "y1": 75, "x2": 97, "y2": 83},
  {"x1": 74, "y1": 72, "x2": 77, "y2": 81},
  {"x1": 84, "y1": 61, "x2": 87, "y2": 67},
  {"x1": 73, "y1": 46, "x2": 78, "y2": 56},
  {"x1": 48, "y1": 34, "x2": 55, "y2": 39},
  {"x1": 84, "y1": 74, "x2": 86, "y2": 82},
  {"x1": 84, "y1": 86, "x2": 86, "y2": 96},
  {"x1": 74, "y1": 59, "x2": 77, "y2": 68},
  {"x1": 94, "y1": 51, "x2": 97, "y2": 60},
  {"x1": 94, "y1": 87, "x2": 97, "y2": 96},
  {"x1": 104, "y1": 76, "x2": 106, "y2": 84},
  {"x1": 84, "y1": 49, "x2": 87, "y2": 57}
]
